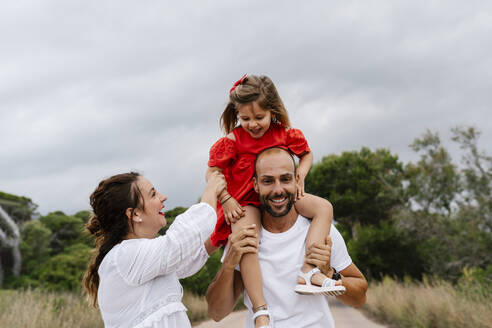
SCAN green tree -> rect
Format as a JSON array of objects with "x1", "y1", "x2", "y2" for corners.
[
  {"x1": 0, "y1": 191, "x2": 38, "y2": 225},
  {"x1": 347, "y1": 221, "x2": 424, "y2": 280},
  {"x1": 74, "y1": 210, "x2": 92, "y2": 223},
  {"x1": 306, "y1": 147, "x2": 405, "y2": 238},
  {"x1": 451, "y1": 126, "x2": 492, "y2": 231},
  {"x1": 11, "y1": 214, "x2": 94, "y2": 291},
  {"x1": 397, "y1": 127, "x2": 492, "y2": 281},
  {"x1": 40, "y1": 212, "x2": 86, "y2": 254},
  {"x1": 37, "y1": 243, "x2": 92, "y2": 291},
  {"x1": 405, "y1": 130, "x2": 461, "y2": 215},
  {"x1": 19, "y1": 220, "x2": 52, "y2": 275},
  {"x1": 0, "y1": 192, "x2": 34, "y2": 284}
]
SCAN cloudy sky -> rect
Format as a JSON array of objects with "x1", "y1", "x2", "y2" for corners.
[{"x1": 1, "y1": 1, "x2": 491, "y2": 216}]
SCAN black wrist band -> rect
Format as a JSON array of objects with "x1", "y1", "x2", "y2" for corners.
[{"x1": 332, "y1": 268, "x2": 341, "y2": 281}]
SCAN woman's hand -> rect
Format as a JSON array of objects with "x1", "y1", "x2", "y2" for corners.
[
  {"x1": 222, "y1": 196, "x2": 245, "y2": 225},
  {"x1": 207, "y1": 171, "x2": 227, "y2": 196},
  {"x1": 201, "y1": 171, "x2": 226, "y2": 210},
  {"x1": 223, "y1": 224, "x2": 258, "y2": 270}
]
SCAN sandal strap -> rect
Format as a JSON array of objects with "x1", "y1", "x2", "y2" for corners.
[
  {"x1": 253, "y1": 308, "x2": 273, "y2": 327},
  {"x1": 253, "y1": 306, "x2": 274, "y2": 327},
  {"x1": 322, "y1": 277, "x2": 337, "y2": 288},
  {"x1": 252, "y1": 309, "x2": 271, "y2": 321},
  {"x1": 297, "y1": 267, "x2": 321, "y2": 286}
]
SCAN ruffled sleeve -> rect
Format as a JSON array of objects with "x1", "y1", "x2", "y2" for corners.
[
  {"x1": 176, "y1": 244, "x2": 209, "y2": 279},
  {"x1": 286, "y1": 128, "x2": 311, "y2": 157},
  {"x1": 115, "y1": 203, "x2": 216, "y2": 286},
  {"x1": 208, "y1": 137, "x2": 237, "y2": 170}
]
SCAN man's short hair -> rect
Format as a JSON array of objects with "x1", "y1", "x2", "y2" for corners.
[{"x1": 254, "y1": 147, "x2": 297, "y2": 178}]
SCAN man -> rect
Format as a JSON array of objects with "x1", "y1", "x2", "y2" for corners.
[{"x1": 206, "y1": 147, "x2": 367, "y2": 328}]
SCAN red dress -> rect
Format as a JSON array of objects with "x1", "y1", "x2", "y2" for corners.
[{"x1": 208, "y1": 122, "x2": 311, "y2": 246}]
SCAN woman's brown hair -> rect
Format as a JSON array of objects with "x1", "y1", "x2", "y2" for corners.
[
  {"x1": 83, "y1": 172, "x2": 143, "y2": 307},
  {"x1": 220, "y1": 75, "x2": 292, "y2": 134}
]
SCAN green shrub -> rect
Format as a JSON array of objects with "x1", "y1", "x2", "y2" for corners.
[
  {"x1": 458, "y1": 266, "x2": 492, "y2": 299},
  {"x1": 40, "y1": 213, "x2": 87, "y2": 254},
  {"x1": 37, "y1": 243, "x2": 92, "y2": 292},
  {"x1": 181, "y1": 248, "x2": 224, "y2": 296},
  {"x1": 348, "y1": 221, "x2": 424, "y2": 280},
  {"x1": 19, "y1": 220, "x2": 52, "y2": 274}
]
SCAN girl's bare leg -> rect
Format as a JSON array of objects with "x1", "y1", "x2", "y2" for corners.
[
  {"x1": 294, "y1": 194, "x2": 333, "y2": 285},
  {"x1": 231, "y1": 205, "x2": 268, "y2": 327}
]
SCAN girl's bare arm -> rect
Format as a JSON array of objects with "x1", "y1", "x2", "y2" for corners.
[{"x1": 296, "y1": 151, "x2": 313, "y2": 199}]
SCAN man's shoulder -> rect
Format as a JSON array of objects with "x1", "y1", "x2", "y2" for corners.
[
  {"x1": 296, "y1": 214, "x2": 311, "y2": 224},
  {"x1": 297, "y1": 214, "x2": 341, "y2": 235},
  {"x1": 291, "y1": 214, "x2": 312, "y2": 232}
]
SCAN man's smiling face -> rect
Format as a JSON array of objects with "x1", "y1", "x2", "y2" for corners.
[{"x1": 254, "y1": 148, "x2": 297, "y2": 217}]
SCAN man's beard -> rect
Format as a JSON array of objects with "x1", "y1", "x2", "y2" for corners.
[{"x1": 259, "y1": 191, "x2": 295, "y2": 217}]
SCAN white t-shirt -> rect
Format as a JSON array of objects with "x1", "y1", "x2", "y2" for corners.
[
  {"x1": 97, "y1": 203, "x2": 216, "y2": 328},
  {"x1": 240, "y1": 216, "x2": 352, "y2": 328}
]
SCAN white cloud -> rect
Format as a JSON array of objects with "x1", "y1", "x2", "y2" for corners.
[{"x1": 1, "y1": 0, "x2": 491, "y2": 215}]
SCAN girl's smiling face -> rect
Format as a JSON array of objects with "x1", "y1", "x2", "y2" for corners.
[{"x1": 237, "y1": 101, "x2": 272, "y2": 139}]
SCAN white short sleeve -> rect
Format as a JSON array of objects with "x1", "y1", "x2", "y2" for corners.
[{"x1": 329, "y1": 225, "x2": 352, "y2": 273}]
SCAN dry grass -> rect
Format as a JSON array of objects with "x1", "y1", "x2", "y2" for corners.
[
  {"x1": 0, "y1": 289, "x2": 242, "y2": 327},
  {"x1": 0, "y1": 289, "x2": 103, "y2": 328},
  {"x1": 363, "y1": 277, "x2": 492, "y2": 328},
  {"x1": 0, "y1": 289, "x2": 216, "y2": 327},
  {"x1": 183, "y1": 291, "x2": 210, "y2": 323}
]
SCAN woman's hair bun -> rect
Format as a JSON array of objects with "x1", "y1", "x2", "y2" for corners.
[{"x1": 86, "y1": 214, "x2": 102, "y2": 235}]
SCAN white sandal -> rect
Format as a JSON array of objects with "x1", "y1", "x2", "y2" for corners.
[
  {"x1": 295, "y1": 267, "x2": 346, "y2": 296},
  {"x1": 252, "y1": 307, "x2": 274, "y2": 328}
]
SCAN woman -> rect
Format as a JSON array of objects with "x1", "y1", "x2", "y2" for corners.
[{"x1": 83, "y1": 171, "x2": 225, "y2": 328}]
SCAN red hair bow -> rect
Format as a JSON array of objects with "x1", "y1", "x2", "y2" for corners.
[{"x1": 230, "y1": 74, "x2": 247, "y2": 94}]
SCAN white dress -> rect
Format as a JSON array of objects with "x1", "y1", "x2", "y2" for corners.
[{"x1": 97, "y1": 203, "x2": 216, "y2": 328}]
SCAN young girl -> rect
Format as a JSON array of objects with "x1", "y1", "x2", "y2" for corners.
[{"x1": 206, "y1": 75, "x2": 343, "y2": 328}]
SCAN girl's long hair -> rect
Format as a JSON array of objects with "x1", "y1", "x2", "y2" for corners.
[
  {"x1": 83, "y1": 172, "x2": 143, "y2": 307},
  {"x1": 220, "y1": 75, "x2": 291, "y2": 134}
]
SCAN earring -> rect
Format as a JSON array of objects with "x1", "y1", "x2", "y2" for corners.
[{"x1": 137, "y1": 217, "x2": 142, "y2": 222}]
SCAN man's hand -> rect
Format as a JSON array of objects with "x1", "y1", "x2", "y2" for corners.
[
  {"x1": 307, "y1": 234, "x2": 368, "y2": 307},
  {"x1": 223, "y1": 224, "x2": 258, "y2": 270},
  {"x1": 206, "y1": 225, "x2": 257, "y2": 321},
  {"x1": 306, "y1": 235, "x2": 334, "y2": 278},
  {"x1": 222, "y1": 197, "x2": 245, "y2": 225}
]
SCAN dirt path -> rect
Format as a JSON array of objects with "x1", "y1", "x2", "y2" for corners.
[
  {"x1": 194, "y1": 299, "x2": 386, "y2": 327},
  {"x1": 193, "y1": 310, "x2": 246, "y2": 328},
  {"x1": 328, "y1": 299, "x2": 386, "y2": 328}
]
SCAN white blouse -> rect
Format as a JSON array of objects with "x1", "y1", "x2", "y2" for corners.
[{"x1": 97, "y1": 203, "x2": 216, "y2": 328}]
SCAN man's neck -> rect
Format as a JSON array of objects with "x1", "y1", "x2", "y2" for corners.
[{"x1": 261, "y1": 207, "x2": 298, "y2": 233}]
